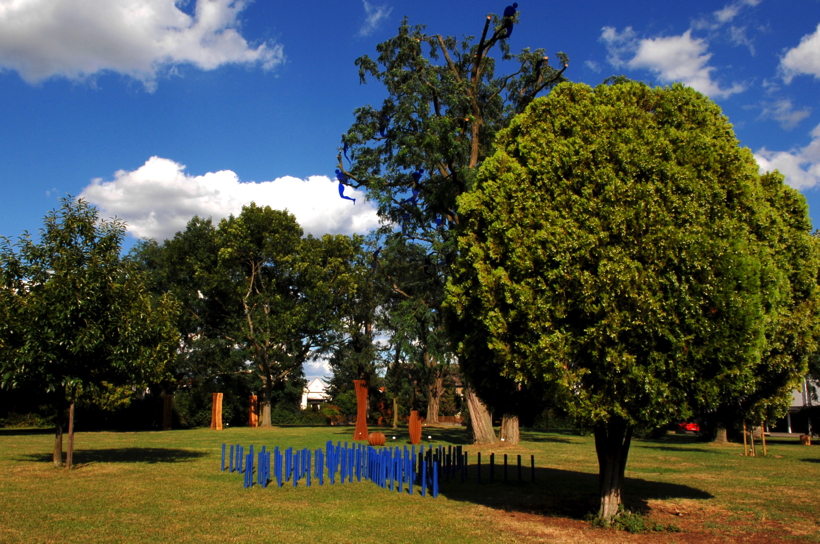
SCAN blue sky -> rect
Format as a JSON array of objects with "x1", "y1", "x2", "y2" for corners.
[
  {"x1": 2, "y1": 0, "x2": 819, "y2": 245},
  {"x1": 2, "y1": 0, "x2": 819, "y2": 379}
]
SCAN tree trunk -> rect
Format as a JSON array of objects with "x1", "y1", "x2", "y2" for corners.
[
  {"x1": 53, "y1": 422, "x2": 63, "y2": 468},
  {"x1": 66, "y1": 399, "x2": 75, "y2": 470},
  {"x1": 427, "y1": 374, "x2": 444, "y2": 425},
  {"x1": 260, "y1": 376, "x2": 272, "y2": 427},
  {"x1": 500, "y1": 414, "x2": 519, "y2": 445},
  {"x1": 465, "y1": 386, "x2": 496, "y2": 445},
  {"x1": 392, "y1": 397, "x2": 398, "y2": 429},
  {"x1": 594, "y1": 417, "x2": 633, "y2": 523},
  {"x1": 424, "y1": 351, "x2": 445, "y2": 425},
  {"x1": 714, "y1": 426, "x2": 728, "y2": 444}
]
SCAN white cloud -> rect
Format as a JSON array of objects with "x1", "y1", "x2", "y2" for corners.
[
  {"x1": 601, "y1": 27, "x2": 745, "y2": 99},
  {"x1": 79, "y1": 156, "x2": 381, "y2": 241},
  {"x1": 759, "y1": 99, "x2": 812, "y2": 130},
  {"x1": 728, "y1": 26, "x2": 755, "y2": 55},
  {"x1": 303, "y1": 357, "x2": 332, "y2": 380},
  {"x1": 600, "y1": 26, "x2": 638, "y2": 68},
  {"x1": 693, "y1": 0, "x2": 760, "y2": 30},
  {"x1": 755, "y1": 123, "x2": 820, "y2": 190},
  {"x1": 780, "y1": 23, "x2": 820, "y2": 83},
  {"x1": 584, "y1": 60, "x2": 602, "y2": 73},
  {"x1": 0, "y1": 0, "x2": 283, "y2": 90},
  {"x1": 358, "y1": 1, "x2": 391, "y2": 37}
]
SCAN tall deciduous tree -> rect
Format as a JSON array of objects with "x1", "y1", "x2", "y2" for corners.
[
  {"x1": 445, "y1": 82, "x2": 820, "y2": 521},
  {"x1": 339, "y1": 8, "x2": 567, "y2": 442},
  {"x1": 216, "y1": 204, "x2": 358, "y2": 426},
  {"x1": 0, "y1": 198, "x2": 179, "y2": 468}
]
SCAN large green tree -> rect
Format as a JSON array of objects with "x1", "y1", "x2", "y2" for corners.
[
  {"x1": 445, "y1": 82, "x2": 820, "y2": 521},
  {"x1": 338, "y1": 8, "x2": 567, "y2": 442},
  {"x1": 131, "y1": 206, "x2": 360, "y2": 427},
  {"x1": 0, "y1": 198, "x2": 179, "y2": 468}
]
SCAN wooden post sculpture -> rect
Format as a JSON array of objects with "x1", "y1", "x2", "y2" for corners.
[
  {"x1": 409, "y1": 410, "x2": 422, "y2": 445},
  {"x1": 249, "y1": 395, "x2": 258, "y2": 428},
  {"x1": 210, "y1": 392, "x2": 223, "y2": 430},
  {"x1": 162, "y1": 394, "x2": 173, "y2": 430},
  {"x1": 353, "y1": 379, "x2": 368, "y2": 441}
]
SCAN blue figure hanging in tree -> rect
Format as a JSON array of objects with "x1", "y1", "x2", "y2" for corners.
[
  {"x1": 336, "y1": 169, "x2": 356, "y2": 205},
  {"x1": 342, "y1": 141, "x2": 353, "y2": 163},
  {"x1": 503, "y1": 3, "x2": 518, "y2": 38}
]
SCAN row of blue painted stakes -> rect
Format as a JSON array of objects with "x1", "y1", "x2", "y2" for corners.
[{"x1": 221, "y1": 441, "x2": 536, "y2": 498}]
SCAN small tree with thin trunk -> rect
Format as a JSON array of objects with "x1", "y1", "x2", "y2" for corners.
[
  {"x1": 445, "y1": 81, "x2": 820, "y2": 522},
  {"x1": 0, "y1": 197, "x2": 179, "y2": 468}
]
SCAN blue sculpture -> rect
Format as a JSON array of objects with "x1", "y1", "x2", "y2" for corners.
[
  {"x1": 503, "y1": 3, "x2": 518, "y2": 38},
  {"x1": 336, "y1": 169, "x2": 356, "y2": 204}
]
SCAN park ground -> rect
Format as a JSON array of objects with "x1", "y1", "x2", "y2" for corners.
[{"x1": 0, "y1": 425, "x2": 818, "y2": 543}]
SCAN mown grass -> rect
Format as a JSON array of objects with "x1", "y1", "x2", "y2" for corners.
[{"x1": 0, "y1": 425, "x2": 818, "y2": 543}]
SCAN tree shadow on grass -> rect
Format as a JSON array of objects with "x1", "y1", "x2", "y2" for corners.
[
  {"x1": 800, "y1": 458, "x2": 820, "y2": 463},
  {"x1": 438, "y1": 465, "x2": 713, "y2": 520},
  {"x1": 21, "y1": 448, "x2": 207, "y2": 466},
  {"x1": 0, "y1": 427, "x2": 55, "y2": 436},
  {"x1": 519, "y1": 431, "x2": 576, "y2": 444},
  {"x1": 635, "y1": 444, "x2": 715, "y2": 454}
]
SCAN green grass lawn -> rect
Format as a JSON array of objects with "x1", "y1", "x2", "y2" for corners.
[{"x1": 0, "y1": 425, "x2": 818, "y2": 543}]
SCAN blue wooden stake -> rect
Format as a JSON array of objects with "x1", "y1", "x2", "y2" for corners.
[
  {"x1": 306, "y1": 450, "x2": 311, "y2": 487},
  {"x1": 433, "y1": 459, "x2": 439, "y2": 498},
  {"x1": 221, "y1": 443, "x2": 226, "y2": 471},
  {"x1": 276, "y1": 449, "x2": 283, "y2": 488},
  {"x1": 421, "y1": 458, "x2": 427, "y2": 497},
  {"x1": 408, "y1": 455, "x2": 413, "y2": 496}
]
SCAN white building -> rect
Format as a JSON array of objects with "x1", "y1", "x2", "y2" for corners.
[{"x1": 300, "y1": 378, "x2": 330, "y2": 410}]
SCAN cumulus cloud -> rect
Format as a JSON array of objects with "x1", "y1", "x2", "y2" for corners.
[
  {"x1": 755, "y1": 123, "x2": 820, "y2": 190},
  {"x1": 303, "y1": 357, "x2": 332, "y2": 380},
  {"x1": 0, "y1": 0, "x2": 283, "y2": 90},
  {"x1": 601, "y1": 27, "x2": 745, "y2": 99},
  {"x1": 780, "y1": 23, "x2": 820, "y2": 83},
  {"x1": 79, "y1": 156, "x2": 381, "y2": 241},
  {"x1": 758, "y1": 99, "x2": 812, "y2": 130},
  {"x1": 358, "y1": 1, "x2": 392, "y2": 37}
]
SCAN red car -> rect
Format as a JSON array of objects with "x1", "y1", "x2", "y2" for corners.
[{"x1": 676, "y1": 422, "x2": 701, "y2": 433}]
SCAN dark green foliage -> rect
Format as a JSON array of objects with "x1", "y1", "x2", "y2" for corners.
[
  {"x1": 0, "y1": 197, "x2": 179, "y2": 415},
  {"x1": 338, "y1": 10, "x2": 569, "y2": 428},
  {"x1": 132, "y1": 204, "x2": 358, "y2": 426}
]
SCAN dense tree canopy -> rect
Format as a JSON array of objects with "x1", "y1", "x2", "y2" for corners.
[
  {"x1": 0, "y1": 198, "x2": 179, "y2": 467},
  {"x1": 133, "y1": 204, "x2": 359, "y2": 427},
  {"x1": 445, "y1": 81, "x2": 820, "y2": 520},
  {"x1": 338, "y1": 8, "x2": 568, "y2": 441}
]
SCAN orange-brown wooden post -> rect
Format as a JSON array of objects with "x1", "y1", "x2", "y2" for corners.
[
  {"x1": 249, "y1": 395, "x2": 258, "y2": 428},
  {"x1": 162, "y1": 394, "x2": 173, "y2": 430},
  {"x1": 210, "y1": 392, "x2": 223, "y2": 430},
  {"x1": 409, "y1": 410, "x2": 422, "y2": 445},
  {"x1": 353, "y1": 379, "x2": 368, "y2": 441}
]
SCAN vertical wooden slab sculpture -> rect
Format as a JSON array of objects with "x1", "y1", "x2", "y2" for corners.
[
  {"x1": 353, "y1": 379, "x2": 368, "y2": 441},
  {"x1": 211, "y1": 392, "x2": 223, "y2": 430},
  {"x1": 249, "y1": 394, "x2": 258, "y2": 428},
  {"x1": 409, "y1": 410, "x2": 422, "y2": 445},
  {"x1": 162, "y1": 394, "x2": 173, "y2": 430}
]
